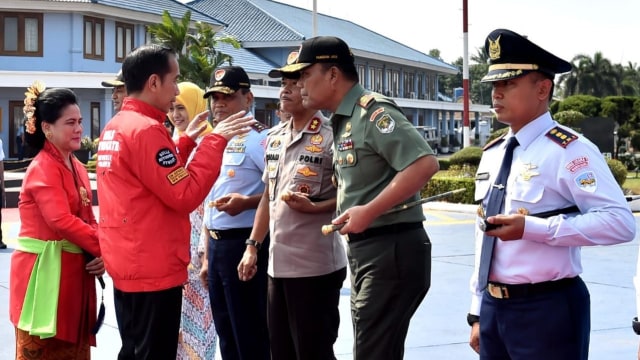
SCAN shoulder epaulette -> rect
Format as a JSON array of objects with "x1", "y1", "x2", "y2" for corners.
[
  {"x1": 482, "y1": 134, "x2": 506, "y2": 151},
  {"x1": 358, "y1": 94, "x2": 375, "y2": 109},
  {"x1": 306, "y1": 117, "x2": 322, "y2": 132},
  {"x1": 252, "y1": 122, "x2": 268, "y2": 133},
  {"x1": 545, "y1": 126, "x2": 578, "y2": 148}
]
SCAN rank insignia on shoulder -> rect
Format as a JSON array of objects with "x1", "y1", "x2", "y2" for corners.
[
  {"x1": 546, "y1": 126, "x2": 578, "y2": 148},
  {"x1": 252, "y1": 122, "x2": 267, "y2": 133},
  {"x1": 358, "y1": 94, "x2": 375, "y2": 109},
  {"x1": 483, "y1": 134, "x2": 506, "y2": 151},
  {"x1": 306, "y1": 117, "x2": 321, "y2": 132}
]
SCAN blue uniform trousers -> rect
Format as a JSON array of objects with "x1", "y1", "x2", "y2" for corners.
[
  {"x1": 207, "y1": 232, "x2": 270, "y2": 360},
  {"x1": 479, "y1": 276, "x2": 590, "y2": 360}
]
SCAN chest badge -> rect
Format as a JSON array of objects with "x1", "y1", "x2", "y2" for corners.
[
  {"x1": 310, "y1": 134, "x2": 323, "y2": 145},
  {"x1": 520, "y1": 163, "x2": 540, "y2": 181}
]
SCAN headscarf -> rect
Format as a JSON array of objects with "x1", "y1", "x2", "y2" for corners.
[{"x1": 171, "y1": 82, "x2": 213, "y2": 138}]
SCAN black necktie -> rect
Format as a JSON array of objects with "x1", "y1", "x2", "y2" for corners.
[{"x1": 478, "y1": 136, "x2": 519, "y2": 290}]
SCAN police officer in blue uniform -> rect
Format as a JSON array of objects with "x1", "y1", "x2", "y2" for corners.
[
  {"x1": 468, "y1": 29, "x2": 636, "y2": 360},
  {"x1": 200, "y1": 66, "x2": 270, "y2": 360}
]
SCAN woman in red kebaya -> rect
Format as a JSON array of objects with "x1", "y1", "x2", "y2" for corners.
[{"x1": 9, "y1": 82, "x2": 104, "y2": 360}]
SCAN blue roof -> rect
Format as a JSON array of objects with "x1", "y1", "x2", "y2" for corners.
[
  {"x1": 190, "y1": 0, "x2": 456, "y2": 72},
  {"x1": 218, "y1": 39, "x2": 280, "y2": 74},
  {"x1": 46, "y1": 0, "x2": 224, "y2": 25}
]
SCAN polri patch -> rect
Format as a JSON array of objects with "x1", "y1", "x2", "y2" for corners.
[
  {"x1": 156, "y1": 148, "x2": 177, "y2": 168},
  {"x1": 167, "y1": 167, "x2": 189, "y2": 185}
]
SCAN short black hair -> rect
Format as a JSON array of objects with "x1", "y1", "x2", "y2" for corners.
[
  {"x1": 25, "y1": 88, "x2": 78, "y2": 151},
  {"x1": 319, "y1": 62, "x2": 359, "y2": 82},
  {"x1": 122, "y1": 44, "x2": 177, "y2": 94}
]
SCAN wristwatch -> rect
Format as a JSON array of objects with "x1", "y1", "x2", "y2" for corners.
[
  {"x1": 245, "y1": 239, "x2": 262, "y2": 250},
  {"x1": 467, "y1": 313, "x2": 480, "y2": 327},
  {"x1": 632, "y1": 317, "x2": 640, "y2": 335}
]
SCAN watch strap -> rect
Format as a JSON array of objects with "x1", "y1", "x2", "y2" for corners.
[
  {"x1": 633, "y1": 317, "x2": 640, "y2": 335},
  {"x1": 467, "y1": 313, "x2": 480, "y2": 327},
  {"x1": 245, "y1": 239, "x2": 262, "y2": 250}
]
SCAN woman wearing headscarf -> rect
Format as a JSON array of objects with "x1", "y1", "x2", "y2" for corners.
[
  {"x1": 173, "y1": 81, "x2": 218, "y2": 359},
  {"x1": 9, "y1": 82, "x2": 104, "y2": 359}
]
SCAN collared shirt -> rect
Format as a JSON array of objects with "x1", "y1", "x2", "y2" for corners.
[
  {"x1": 331, "y1": 84, "x2": 433, "y2": 228},
  {"x1": 470, "y1": 112, "x2": 636, "y2": 314},
  {"x1": 264, "y1": 112, "x2": 347, "y2": 278},
  {"x1": 204, "y1": 115, "x2": 267, "y2": 230}
]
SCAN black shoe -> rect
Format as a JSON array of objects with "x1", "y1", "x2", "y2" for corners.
[{"x1": 0, "y1": 240, "x2": 6, "y2": 249}]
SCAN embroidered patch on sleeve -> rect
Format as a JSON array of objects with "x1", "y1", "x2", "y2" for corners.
[
  {"x1": 565, "y1": 156, "x2": 589, "y2": 173},
  {"x1": 167, "y1": 167, "x2": 189, "y2": 185},
  {"x1": 574, "y1": 171, "x2": 597, "y2": 192},
  {"x1": 156, "y1": 148, "x2": 177, "y2": 168},
  {"x1": 375, "y1": 114, "x2": 396, "y2": 134}
]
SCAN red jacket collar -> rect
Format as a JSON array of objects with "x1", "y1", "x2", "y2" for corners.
[{"x1": 121, "y1": 97, "x2": 167, "y2": 123}]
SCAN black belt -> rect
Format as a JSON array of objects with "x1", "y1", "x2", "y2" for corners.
[
  {"x1": 208, "y1": 227, "x2": 252, "y2": 240},
  {"x1": 346, "y1": 222, "x2": 423, "y2": 243},
  {"x1": 487, "y1": 277, "x2": 578, "y2": 299}
]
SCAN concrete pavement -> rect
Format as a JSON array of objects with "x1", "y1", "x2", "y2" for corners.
[{"x1": 1, "y1": 204, "x2": 639, "y2": 359}]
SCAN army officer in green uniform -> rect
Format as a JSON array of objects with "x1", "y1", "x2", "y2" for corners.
[{"x1": 291, "y1": 36, "x2": 440, "y2": 360}]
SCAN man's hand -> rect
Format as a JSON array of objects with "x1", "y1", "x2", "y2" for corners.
[
  {"x1": 332, "y1": 205, "x2": 376, "y2": 235},
  {"x1": 85, "y1": 257, "x2": 105, "y2": 276},
  {"x1": 281, "y1": 191, "x2": 315, "y2": 213},
  {"x1": 184, "y1": 110, "x2": 211, "y2": 140},
  {"x1": 469, "y1": 322, "x2": 480, "y2": 354},
  {"x1": 237, "y1": 247, "x2": 258, "y2": 282},
  {"x1": 215, "y1": 193, "x2": 249, "y2": 216},
  {"x1": 212, "y1": 111, "x2": 256, "y2": 140},
  {"x1": 199, "y1": 259, "x2": 209, "y2": 289},
  {"x1": 484, "y1": 214, "x2": 525, "y2": 241}
]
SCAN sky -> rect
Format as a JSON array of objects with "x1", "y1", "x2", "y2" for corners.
[{"x1": 264, "y1": 0, "x2": 640, "y2": 66}]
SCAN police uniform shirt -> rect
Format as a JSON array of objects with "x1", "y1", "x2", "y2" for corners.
[
  {"x1": 204, "y1": 120, "x2": 267, "y2": 230},
  {"x1": 470, "y1": 112, "x2": 635, "y2": 314},
  {"x1": 264, "y1": 113, "x2": 347, "y2": 278},
  {"x1": 332, "y1": 83, "x2": 434, "y2": 228}
]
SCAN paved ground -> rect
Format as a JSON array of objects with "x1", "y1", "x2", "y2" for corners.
[{"x1": 1, "y1": 204, "x2": 639, "y2": 359}]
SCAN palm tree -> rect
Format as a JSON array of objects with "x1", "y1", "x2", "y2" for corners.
[
  {"x1": 146, "y1": 11, "x2": 241, "y2": 88},
  {"x1": 559, "y1": 52, "x2": 617, "y2": 97}
]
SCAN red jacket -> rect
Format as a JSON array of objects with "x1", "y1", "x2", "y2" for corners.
[
  {"x1": 97, "y1": 98, "x2": 227, "y2": 292},
  {"x1": 10, "y1": 141, "x2": 100, "y2": 345}
]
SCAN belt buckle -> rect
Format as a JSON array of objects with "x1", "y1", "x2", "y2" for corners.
[
  {"x1": 208, "y1": 230, "x2": 220, "y2": 240},
  {"x1": 487, "y1": 283, "x2": 509, "y2": 299}
]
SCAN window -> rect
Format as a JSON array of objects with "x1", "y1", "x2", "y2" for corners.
[
  {"x1": 368, "y1": 66, "x2": 383, "y2": 93},
  {"x1": 115, "y1": 22, "x2": 134, "y2": 62},
  {"x1": 9, "y1": 101, "x2": 24, "y2": 158},
  {"x1": 0, "y1": 12, "x2": 43, "y2": 56},
  {"x1": 403, "y1": 72, "x2": 415, "y2": 98},
  {"x1": 144, "y1": 27, "x2": 153, "y2": 44},
  {"x1": 84, "y1": 16, "x2": 104, "y2": 60},
  {"x1": 356, "y1": 65, "x2": 366, "y2": 88},
  {"x1": 90, "y1": 102, "x2": 101, "y2": 140}
]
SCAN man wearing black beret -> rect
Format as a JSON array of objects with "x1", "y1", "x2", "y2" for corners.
[{"x1": 468, "y1": 28, "x2": 635, "y2": 359}]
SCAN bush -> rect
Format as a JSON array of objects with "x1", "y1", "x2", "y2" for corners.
[
  {"x1": 421, "y1": 177, "x2": 475, "y2": 204},
  {"x1": 449, "y1": 146, "x2": 483, "y2": 166},
  {"x1": 607, "y1": 158, "x2": 627, "y2": 187},
  {"x1": 438, "y1": 158, "x2": 450, "y2": 170}
]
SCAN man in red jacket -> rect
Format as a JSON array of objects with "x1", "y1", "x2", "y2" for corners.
[{"x1": 97, "y1": 44, "x2": 255, "y2": 360}]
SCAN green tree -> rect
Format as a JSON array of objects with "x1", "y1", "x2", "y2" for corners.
[
  {"x1": 558, "y1": 95, "x2": 602, "y2": 117},
  {"x1": 146, "y1": 10, "x2": 240, "y2": 88},
  {"x1": 559, "y1": 52, "x2": 617, "y2": 97}
]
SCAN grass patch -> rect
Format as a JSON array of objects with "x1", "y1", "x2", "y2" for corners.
[{"x1": 624, "y1": 175, "x2": 640, "y2": 194}]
